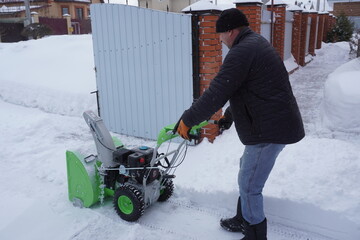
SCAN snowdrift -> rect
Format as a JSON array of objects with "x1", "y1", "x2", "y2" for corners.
[{"x1": 322, "y1": 58, "x2": 360, "y2": 133}]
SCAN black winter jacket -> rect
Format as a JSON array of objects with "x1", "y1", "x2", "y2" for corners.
[{"x1": 182, "y1": 27, "x2": 305, "y2": 145}]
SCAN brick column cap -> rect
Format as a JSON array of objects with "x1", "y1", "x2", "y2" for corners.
[
  {"x1": 318, "y1": 11, "x2": 329, "y2": 15},
  {"x1": 234, "y1": 0, "x2": 263, "y2": 6},
  {"x1": 308, "y1": 9, "x2": 318, "y2": 13},
  {"x1": 182, "y1": 1, "x2": 223, "y2": 13},
  {"x1": 287, "y1": 5, "x2": 303, "y2": 11},
  {"x1": 265, "y1": 0, "x2": 287, "y2": 6}
]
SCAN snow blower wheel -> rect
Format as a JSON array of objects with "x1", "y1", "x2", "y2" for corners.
[
  {"x1": 158, "y1": 179, "x2": 174, "y2": 202},
  {"x1": 113, "y1": 185, "x2": 145, "y2": 222}
]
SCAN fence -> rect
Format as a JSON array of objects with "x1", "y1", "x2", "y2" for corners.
[
  {"x1": 39, "y1": 17, "x2": 67, "y2": 35},
  {"x1": 261, "y1": 8, "x2": 271, "y2": 43},
  {"x1": 1, "y1": 16, "x2": 91, "y2": 42},
  {"x1": 284, "y1": 11, "x2": 293, "y2": 60},
  {"x1": 0, "y1": 22, "x2": 26, "y2": 42}
]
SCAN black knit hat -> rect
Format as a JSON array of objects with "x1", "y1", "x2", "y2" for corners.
[{"x1": 216, "y1": 8, "x2": 249, "y2": 33}]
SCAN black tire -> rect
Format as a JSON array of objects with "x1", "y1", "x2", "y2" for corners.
[
  {"x1": 113, "y1": 185, "x2": 145, "y2": 222},
  {"x1": 158, "y1": 179, "x2": 174, "y2": 202}
]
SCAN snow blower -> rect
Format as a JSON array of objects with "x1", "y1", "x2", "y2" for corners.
[{"x1": 66, "y1": 110, "x2": 208, "y2": 222}]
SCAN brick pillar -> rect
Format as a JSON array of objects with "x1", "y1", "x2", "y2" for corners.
[
  {"x1": 190, "y1": 11, "x2": 223, "y2": 142},
  {"x1": 267, "y1": 4, "x2": 286, "y2": 60},
  {"x1": 299, "y1": 12, "x2": 309, "y2": 66},
  {"x1": 308, "y1": 12, "x2": 318, "y2": 56},
  {"x1": 235, "y1": 1, "x2": 263, "y2": 34},
  {"x1": 322, "y1": 13, "x2": 329, "y2": 42},
  {"x1": 316, "y1": 13, "x2": 325, "y2": 49},
  {"x1": 31, "y1": 12, "x2": 39, "y2": 23},
  {"x1": 63, "y1": 14, "x2": 73, "y2": 35},
  {"x1": 291, "y1": 10, "x2": 302, "y2": 65},
  {"x1": 329, "y1": 15, "x2": 336, "y2": 30}
]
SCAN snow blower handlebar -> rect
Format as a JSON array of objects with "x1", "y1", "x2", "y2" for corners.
[{"x1": 156, "y1": 120, "x2": 208, "y2": 147}]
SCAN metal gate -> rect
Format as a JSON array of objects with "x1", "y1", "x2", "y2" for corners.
[
  {"x1": 90, "y1": 4, "x2": 193, "y2": 140},
  {"x1": 261, "y1": 9, "x2": 271, "y2": 43},
  {"x1": 305, "y1": 16, "x2": 311, "y2": 55},
  {"x1": 284, "y1": 11, "x2": 293, "y2": 60}
]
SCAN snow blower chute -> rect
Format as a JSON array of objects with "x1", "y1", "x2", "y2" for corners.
[{"x1": 66, "y1": 110, "x2": 208, "y2": 221}]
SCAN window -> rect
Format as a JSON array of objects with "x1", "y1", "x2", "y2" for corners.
[
  {"x1": 61, "y1": 6, "x2": 69, "y2": 16},
  {"x1": 76, "y1": 7, "x2": 84, "y2": 20}
]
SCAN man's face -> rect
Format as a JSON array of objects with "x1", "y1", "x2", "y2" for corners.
[{"x1": 219, "y1": 31, "x2": 232, "y2": 49}]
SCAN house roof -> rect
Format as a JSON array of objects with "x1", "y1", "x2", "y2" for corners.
[{"x1": 0, "y1": 5, "x2": 43, "y2": 14}]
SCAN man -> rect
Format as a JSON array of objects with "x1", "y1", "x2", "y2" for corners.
[{"x1": 176, "y1": 8, "x2": 305, "y2": 240}]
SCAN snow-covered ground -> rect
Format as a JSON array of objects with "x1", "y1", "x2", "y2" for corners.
[{"x1": 0, "y1": 35, "x2": 359, "y2": 240}]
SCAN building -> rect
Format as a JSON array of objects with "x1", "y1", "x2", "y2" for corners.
[
  {"x1": 0, "y1": 0, "x2": 103, "y2": 20},
  {"x1": 330, "y1": 0, "x2": 360, "y2": 29}
]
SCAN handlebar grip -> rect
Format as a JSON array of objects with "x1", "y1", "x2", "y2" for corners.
[{"x1": 188, "y1": 133, "x2": 200, "y2": 140}]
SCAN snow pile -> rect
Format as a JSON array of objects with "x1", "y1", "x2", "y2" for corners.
[
  {"x1": 322, "y1": 58, "x2": 360, "y2": 133},
  {"x1": 0, "y1": 35, "x2": 97, "y2": 116}
]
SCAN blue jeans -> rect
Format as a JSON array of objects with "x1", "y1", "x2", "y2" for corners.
[{"x1": 238, "y1": 143, "x2": 285, "y2": 225}]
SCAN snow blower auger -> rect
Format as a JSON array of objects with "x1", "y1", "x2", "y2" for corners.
[{"x1": 66, "y1": 110, "x2": 208, "y2": 222}]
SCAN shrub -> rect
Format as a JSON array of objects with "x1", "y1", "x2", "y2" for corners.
[
  {"x1": 21, "y1": 23, "x2": 53, "y2": 40},
  {"x1": 327, "y1": 13, "x2": 355, "y2": 42},
  {"x1": 349, "y1": 30, "x2": 360, "y2": 57}
]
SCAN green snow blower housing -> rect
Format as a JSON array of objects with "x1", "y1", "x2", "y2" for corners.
[{"x1": 66, "y1": 110, "x2": 207, "y2": 222}]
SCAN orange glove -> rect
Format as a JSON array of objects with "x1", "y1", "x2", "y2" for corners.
[{"x1": 177, "y1": 120, "x2": 191, "y2": 140}]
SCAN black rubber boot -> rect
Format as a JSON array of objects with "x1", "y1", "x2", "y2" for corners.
[
  {"x1": 220, "y1": 197, "x2": 244, "y2": 233},
  {"x1": 240, "y1": 218, "x2": 267, "y2": 240}
]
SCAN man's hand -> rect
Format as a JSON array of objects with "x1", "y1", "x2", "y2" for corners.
[
  {"x1": 218, "y1": 115, "x2": 233, "y2": 130},
  {"x1": 177, "y1": 120, "x2": 191, "y2": 140}
]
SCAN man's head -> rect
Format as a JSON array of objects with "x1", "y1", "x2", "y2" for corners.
[{"x1": 216, "y1": 8, "x2": 249, "y2": 48}]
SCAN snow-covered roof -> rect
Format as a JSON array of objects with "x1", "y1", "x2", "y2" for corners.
[
  {"x1": 265, "y1": 0, "x2": 287, "y2": 6},
  {"x1": 233, "y1": 0, "x2": 263, "y2": 4},
  {"x1": 182, "y1": 0, "x2": 234, "y2": 12},
  {"x1": 283, "y1": 0, "x2": 333, "y2": 12},
  {"x1": 0, "y1": 5, "x2": 41, "y2": 13}
]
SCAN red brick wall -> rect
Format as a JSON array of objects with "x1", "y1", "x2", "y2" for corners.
[
  {"x1": 322, "y1": 13, "x2": 329, "y2": 42},
  {"x1": 197, "y1": 14, "x2": 223, "y2": 141},
  {"x1": 235, "y1": 3, "x2": 262, "y2": 34},
  {"x1": 291, "y1": 11, "x2": 302, "y2": 65},
  {"x1": 316, "y1": 13, "x2": 325, "y2": 49},
  {"x1": 308, "y1": 13, "x2": 318, "y2": 56},
  {"x1": 333, "y1": 2, "x2": 360, "y2": 16},
  {"x1": 267, "y1": 5, "x2": 286, "y2": 60},
  {"x1": 299, "y1": 12, "x2": 309, "y2": 66}
]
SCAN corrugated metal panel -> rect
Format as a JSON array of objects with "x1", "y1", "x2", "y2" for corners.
[
  {"x1": 284, "y1": 11, "x2": 293, "y2": 60},
  {"x1": 90, "y1": 4, "x2": 193, "y2": 140},
  {"x1": 261, "y1": 9, "x2": 271, "y2": 42},
  {"x1": 306, "y1": 16, "x2": 311, "y2": 54}
]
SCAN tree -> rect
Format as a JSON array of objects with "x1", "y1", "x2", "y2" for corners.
[
  {"x1": 349, "y1": 30, "x2": 360, "y2": 57},
  {"x1": 21, "y1": 23, "x2": 52, "y2": 40},
  {"x1": 327, "y1": 13, "x2": 355, "y2": 42}
]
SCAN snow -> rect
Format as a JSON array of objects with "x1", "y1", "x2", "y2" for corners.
[
  {"x1": 182, "y1": 0, "x2": 229, "y2": 12},
  {"x1": 321, "y1": 58, "x2": 360, "y2": 133},
  {"x1": 1, "y1": 36, "x2": 360, "y2": 240},
  {"x1": 265, "y1": 0, "x2": 288, "y2": 6},
  {"x1": 284, "y1": 54, "x2": 299, "y2": 73}
]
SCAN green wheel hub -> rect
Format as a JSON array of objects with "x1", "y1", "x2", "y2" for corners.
[{"x1": 118, "y1": 196, "x2": 133, "y2": 214}]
